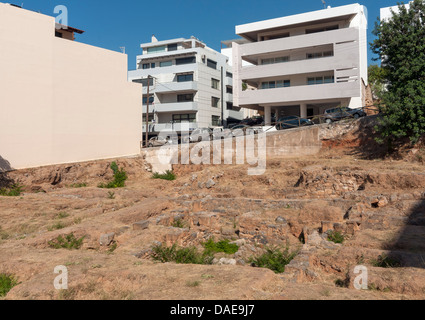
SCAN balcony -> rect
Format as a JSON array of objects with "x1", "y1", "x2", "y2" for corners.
[
  {"x1": 142, "y1": 101, "x2": 198, "y2": 113},
  {"x1": 143, "y1": 122, "x2": 199, "y2": 133},
  {"x1": 140, "y1": 81, "x2": 198, "y2": 94},
  {"x1": 238, "y1": 81, "x2": 360, "y2": 106}
]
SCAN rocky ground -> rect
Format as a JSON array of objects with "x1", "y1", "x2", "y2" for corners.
[{"x1": 1, "y1": 120, "x2": 425, "y2": 300}]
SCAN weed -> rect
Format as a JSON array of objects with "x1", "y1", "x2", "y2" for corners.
[
  {"x1": 249, "y1": 246, "x2": 298, "y2": 274},
  {"x1": 0, "y1": 273, "x2": 19, "y2": 297},
  {"x1": 186, "y1": 280, "x2": 200, "y2": 287},
  {"x1": 0, "y1": 226, "x2": 9, "y2": 240},
  {"x1": 73, "y1": 217, "x2": 82, "y2": 225},
  {"x1": 172, "y1": 219, "x2": 186, "y2": 228},
  {"x1": 327, "y1": 231, "x2": 345, "y2": 244},
  {"x1": 107, "y1": 242, "x2": 118, "y2": 254},
  {"x1": 48, "y1": 222, "x2": 66, "y2": 231},
  {"x1": 48, "y1": 233, "x2": 85, "y2": 250},
  {"x1": 56, "y1": 212, "x2": 69, "y2": 219},
  {"x1": 69, "y1": 183, "x2": 87, "y2": 188},
  {"x1": 152, "y1": 170, "x2": 176, "y2": 181},
  {"x1": 98, "y1": 162, "x2": 128, "y2": 189},
  {"x1": 107, "y1": 191, "x2": 115, "y2": 199},
  {"x1": 371, "y1": 254, "x2": 402, "y2": 268},
  {"x1": 150, "y1": 244, "x2": 214, "y2": 265},
  {"x1": 203, "y1": 239, "x2": 239, "y2": 255},
  {"x1": 0, "y1": 184, "x2": 23, "y2": 197}
]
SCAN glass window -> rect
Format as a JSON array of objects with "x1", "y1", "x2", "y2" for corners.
[
  {"x1": 315, "y1": 77, "x2": 324, "y2": 84},
  {"x1": 211, "y1": 78, "x2": 220, "y2": 90},
  {"x1": 226, "y1": 86, "x2": 233, "y2": 94},
  {"x1": 147, "y1": 46, "x2": 166, "y2": 54},
  {"x1": 307, "y1": 78, "x2": 315, "y2": 85},
  {"x1": 142, "y1": 95, "x2": 154, "y2": 105},
  {"x1": 275, "y1": 56, "x2": 289, "y2": 63},
  {"x1": 177, "y1": 94, "x2": 194, "y2": 102},
  {"x1": 323, "y1": 51, "x2": 334, "y2": 57},
  {"x1": 261, "y1": 58, "x2": 273, "y2": 65},
  {"x1": 142, "y1": 63, "x2": 150, "y2": 69},
  {"x1": 207, "y1": 59, "x2": 217, "y2": 69},
  {"x1": 226, "y1": 72, "x2": 233, "y2": 78},
  {"x1": 211, "y1": 97, "x2": 220, "y2": 108},
  {"x1": 324, "y1": 76, "x2": 334, "y2": 83},
  {"x1": 177, "y1": 74, "x2": 193, "y2": 82},
  {"x1": 160, "y1": 60, "x2": 172, "y2": 67},
  {"x1": 173, "y1": 113, "x2": 196, "y2": 123},
  {"x1": 176, "y1": 56, "x2": 196, "y2": 65},
  {"x1": 168, "y1": 43, "x2": 178, "y2": 51},
  {"x1": 212, "y1": 115, "x2": 221, "y2": 126},
  {"x1": 226, "y1": 102, "x2": 233, "y2": 110}
]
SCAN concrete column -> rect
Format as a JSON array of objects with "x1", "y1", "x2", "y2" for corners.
[
  {"x1": 264, "y1": 105, "x2": 272, "y2": 125},
  {"x1": 300, "y1": 103, "x2": 307, "y2": 118}
]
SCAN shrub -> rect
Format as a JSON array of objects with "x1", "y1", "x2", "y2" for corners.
[
  {"x1": 48, "y1": 233, "x2": 85, "y2": 250},
  {"x1": 249, "y1": 246, "x2": 298, "y2": 274},
  {"x1": 0, "y1": 273, "x2": 19, "y2": 297},
  {"x1": 172, "y1": 219, "x2": 186, "y2": 228},
  {"x1": 152, "y1": 170, "x2": 176, "y2": 181},
  {"x1": 371, "y1": 254, "x2": 402, "y2": 268},
  {"x1": 48, "y1": 222, "x2": 66, "y2": 231},
  {"x1": 327, "y1": 231, "x2": 345, "y2": 244},
  {"x1": 0, "y1": 184, "x2": 23, "y2": 197},
  {"x1": 98, "y1": 162, "x2": 127, "y2": 189},
  {"x1": 203, "y1": 239, "x2": 239, "y2": 255},
  {"x1": 150, "y1": 244, "x2": 214, "y2": 265}
]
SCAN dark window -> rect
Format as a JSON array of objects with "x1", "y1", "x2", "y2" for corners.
[
  {"x1": 55, "y1": 31, "x2": 63, "y2": 38},
  {"x1": 207, "y1": 59, "x2": 217, "y2": 69},
  {"x1": 212, "y1": 115, "x2": 221, "y2": 126},
  {"x1": 168, "y1": 43, "x2": 178, "y2": 51},
  {"x1": 142, "y1": 114, "x2": 154, "y2": 123},
  {"x1": 142, "y1": 63, "x2": 150, "y2": 69},
  {"x1": 142, "y1": 95, "x2": 154, "y2": 105},
  {"x1": 177, "y1": 94, "x2": 194, "y2": 102},
  {"x1": 211, "y1": 97, "x2": 220, "y2": 108},
  {"x1": 172, "y1": 114, "x2": 196, "y2": 123},
  {"x1": 226, "y1": 72, "x2": 233, "y2": 78},
  {"x1": 151, "y1": 63, "x2": 156, "y2": 69},
  {"x1": 211, "y1": 78, "x2": 220, "y2": 90},
  {"x1": 226, "y1": 86, "x2": 233, "y2": 94},
  {"x1": 306, "y1": 25, "x2": 339, "y2": 34},
  {"x1": 132, "y1": 78, "x2": 154, "y2": 87},
  {"x1": 176, "y1": 56, "x2": 196, "y2": 65},
  {"x1": 177, "y1": 74, "x2": 194, "y2": 82},
  {"x1": 226, "y1": 102, "x2": 233, "y2": 110}
]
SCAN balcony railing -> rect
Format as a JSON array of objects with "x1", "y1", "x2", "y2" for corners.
[{"x1": 142, "y1": 101, "x2": 198, "y2": 113}]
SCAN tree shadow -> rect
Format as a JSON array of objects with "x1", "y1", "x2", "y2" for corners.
[{"x1": 385, "y1": 199, "x2": 425, "y2": 268}]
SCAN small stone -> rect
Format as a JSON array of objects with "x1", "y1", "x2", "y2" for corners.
[
  {"x1": 99, "y1": 232, "x2": 115, "y2": 246},
  {"x1": 218, "y1": 258, "x2": 237, "y2": 265},
  {"x1": 133, "y1": 220, "x2": 150, "y2": 231},
  {"x1": 205, "y1": 179, "x2": 215, "y2": 189},
  {"x1": 275, "y1": 216, "x2": 287, "y2": 225}
]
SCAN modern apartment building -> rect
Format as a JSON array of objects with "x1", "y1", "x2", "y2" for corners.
[
  {"x1": 128, "y1": 36, "x2": 244, "y2": 133},
  {"x1": 0, "y1": 2, "x2": 142, "y2": 170},
  {"x1": 232, "y1": 3, "x2": 368, "y2": 125}
]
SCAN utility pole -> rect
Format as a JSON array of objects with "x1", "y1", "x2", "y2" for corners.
[
  {"x1": 145, "y1": 75, "x2": 152, "y2": 148},
  {"x1": 221, "y1": 66, "x2": 224, "y2": 127}
]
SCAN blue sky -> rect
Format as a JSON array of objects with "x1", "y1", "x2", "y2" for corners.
[{"x1": 11, "y1": 0, "x2": 398, "y2": 69}]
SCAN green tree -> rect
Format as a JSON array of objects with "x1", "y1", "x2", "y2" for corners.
[
  {"x1": 368, "y1": 64, "x2": 388, "y2": 100},
  {"x1": 370, "y1": 0, "x2": 425, "y2": 145}
]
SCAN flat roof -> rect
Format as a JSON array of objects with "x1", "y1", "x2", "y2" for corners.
[{"x1": 236, "y1": 3, "x2": 363, "y2": 40}]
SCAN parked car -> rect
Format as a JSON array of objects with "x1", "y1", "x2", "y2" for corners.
[
  {"x1": 211, "y1": 127, "x2": 233, "y2": 140},
  {"x1": 346, "y1": 107, "x2": 367, "y2": 119},
  {"x1": 189, "y1": 128, "x2": 213, "y2": 142},
  {"x1": 275, "y1": 116, "x2": 313, "y2": 130},
  {"x1": 323, "y1": 107, "x2": 366, "y2": 124},
  {"x1": 147, "y1": 135, "x2": 173, "y2": 148}
]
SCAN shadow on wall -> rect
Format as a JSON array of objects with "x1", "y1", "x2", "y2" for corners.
[
  {"x1": 0, "y1": 155, "x2": 13, "y2": 172},
  {"x1": 387, "y1": 199, "x2": 425, "y2": 269}
]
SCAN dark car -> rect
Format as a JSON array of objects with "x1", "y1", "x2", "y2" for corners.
[
  {"x1": 275, "y1": 116, "x2": 313, "y2": 130},
  {"x1": 323, "y1": 107, "x2": 366, "y2": 124}
]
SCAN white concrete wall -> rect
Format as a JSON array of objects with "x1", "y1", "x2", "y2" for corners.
[{"x1": 0, "y1": 3, "x2": 142, "y2": 171}]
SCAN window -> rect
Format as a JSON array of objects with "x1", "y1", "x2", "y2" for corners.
[
  {"x1": 142, "y1": 95, "x2": 154, "y2": 105},
  {"x1": 307, "y1": 76, "x2": 334, "y2": 85},
  {"x1": 211, "y1": 97, "x2": 220, "y2": 108},
  {"x1": 261, "y1": 81, "x2": 276, "y2": 89},
  {"x1": 147, "y1": 46, "x2": 166, "y2": 54},
  {"x1": 261, "y1": 56, "x2": 289, "y2": 65},
  {"x1": 207, "y1": 59, "x2": 217, "y2": 69},
  {"x1": 142, "y1": 114, "x2": 154, "y2": 123},
  {"x1": 226, "y1": 102, "x2": 233, "y2": 110},
  {"x1": 173, "y1": 114, "x2": 196, "y2": 123},
  {"x1": 142, "y1": 63, "x2": 150, "y2": 69},
  {"x1": 226, "y1": 72, "x2": 233, "y2": 78},
  {"x1": 212, "y1": 115, "x2": 221, "y2": 126},
  {"x1": 176, "y1": 56, "x2": 196, "y2": 65},
  {"x1": 177, "y1": 94, "x2": 194, "y2": 102},
  {"x1": 160, "y1": 60, "x2": 172, "y2": 67},
  {"x1": 323, "y1": 51, "x2": 334, "y2": 57},
  {"x1": 151, "y1": 63, "x2": 156, "y2": 69},
  {"x1": 306, "y1": 51, "x2": 333, "y2": 59},
  {"x1": 168, "y1": 43, "x2": 178, "y2": 51},
  {"x1": 211, "y1": 78, "x2": 220, "y2": 90},
  {"x1": 276, "y1": 80, "x2": 291, "y2": 88},
  {"x1": 306, "y1": 25, "x2": 339, "y2": 34},
  {"x1": 177, "y1": 74, "x2": 193, "y2": 82},
  {"x1": 226, "y1": 86, "x2": 233, "y2": 94},
  {"x1": 55, "y1": 31, "x2": 63, "y2": 38},
  {"x1": 132, "y1": 78, "x2": 154, "y2": 87}
]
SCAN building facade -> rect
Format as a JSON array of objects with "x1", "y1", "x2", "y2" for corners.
[
  {"x1": 128, "y1": 36, "x2": 244, "y2": 133},
  {"x1": 0, "y1": 3, "x2": 142, "y2": 171},
  {"x1": 232, "y1": 3, "x2": 368, "y2": 125}
]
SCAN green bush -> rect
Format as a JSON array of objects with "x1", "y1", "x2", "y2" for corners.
[
  {"x1": 203, "y1": 239, "x2": 239, "y2": 255},
  {"x1": 371, "y1": 254, "x2": 402, "y2": 268},
  {"x1": 0, "y1": 273, "x2": 19, "y2": 297},
  {"x1": 327, "y1": 231, "x2": 345, "y2": 244},
  {"x1": 249, "y1": 246, "x2": 298, "y2": 274},
  {"x1": 152, "y1": 170, "x2": 176, "y2": 181},
  {"x1": 150, "y1": 244, "x2": 214, "y2": 265},
  {"x1": 98, "y1": 162, "x2": 128, "y2": 188},
  {"x1": 0, "y1": 184, "x2": 23, "y2": 197},
  {"x1": 48, "y1": 233, "x2": 85, "y2": 250}
]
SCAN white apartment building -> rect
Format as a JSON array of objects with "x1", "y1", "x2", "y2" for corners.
[
  {"x1": 232, "y1": 3, "x2": 368, "y2": 125},
  {"x1": 128, "y1": 36, "x2": 244, "y2": 133}
]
